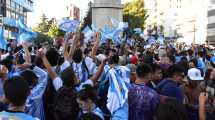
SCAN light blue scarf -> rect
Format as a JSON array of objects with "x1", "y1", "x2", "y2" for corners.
[{"x1": 107, "y1": 66, "x2": 130, "y2": 114}]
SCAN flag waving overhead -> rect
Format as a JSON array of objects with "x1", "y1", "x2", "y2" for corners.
[
  {"x1": 17, "y1": 18, "x2": 32, "y2": 33},
  {"x1": 58, "y1": 19, "x2": 80, "y2": 33},
  {"x1": 91, "y1": 24, "x2": 99, "y2": 32},
  {"x1": 118, "y1": 22, "x2": 128, "y2": 30},
  {"x1": 82, "y1": 26, "x2": 94, "y2": 43},
  {"x1": 17, "y1": 18, "x2": 37, "y2": 44},
  {"x1": 0, "y1": 28, "x2": 7, "y2": 50},
  {"x1": 18, "y1": 32, "x2": 37, "y2": 44},
  {"x1": 110, "y1": 17, "x2": 119, "y2": 28}
]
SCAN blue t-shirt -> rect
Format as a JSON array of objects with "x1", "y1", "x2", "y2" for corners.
[
  {"x1": 0, "y1": 111, "x2": 38, "y2": 120},
  {"x1": 157, "y1": 79, "x2": 184, "y2": 102}
]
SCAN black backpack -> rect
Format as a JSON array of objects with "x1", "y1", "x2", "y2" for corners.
[{"x1": 53, "y1": 87, "x2": 80, "y2": 120}]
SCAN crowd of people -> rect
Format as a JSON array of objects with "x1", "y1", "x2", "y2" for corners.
[{"x1": 0, "y1": 31, "x2": 214, "y2": 120}]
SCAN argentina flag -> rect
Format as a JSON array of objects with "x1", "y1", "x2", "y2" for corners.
[
  {"x1": 58, "y1": 19, "x2": 80, "y2": 33},
  {"x1": 107, "y1": 66, "x2": 130, "y2": 114},
  {"x1": 17, "y1": 18, "x2": 37, "y2": 44},
  {"x1": 0, "y1": 28, "x2": 7, "y2": 50}
]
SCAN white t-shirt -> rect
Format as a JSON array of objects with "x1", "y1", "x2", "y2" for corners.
[{"x1": 53, "y1": 77, "x2": 94, "y2": 92}]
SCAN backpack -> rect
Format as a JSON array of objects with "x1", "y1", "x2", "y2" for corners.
[{"x1": 53, "y1": 87, "x2": 80, "y2": 120}]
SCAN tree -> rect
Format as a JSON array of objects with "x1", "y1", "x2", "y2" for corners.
[
  {"x1": 33, "y1": 14, "x2": 50, "y2": 34},
  {"x1": 80, "y1": 2, "x2": 92, "y2": 31},
  {"x1": 32, "y1": 14, "x2": 53, "y2": 46},
  {"x1": 123, "y1": 0, "x2": 148, "y2": 29},
  {"x1": 33, "y1": 33, "x2": 52, "y2": 46},
  {"x1": 48, "y1": 23, "x2": 65, "y2": 39}
]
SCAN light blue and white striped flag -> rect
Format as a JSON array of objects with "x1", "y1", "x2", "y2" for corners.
[
  {"x1": 58, "y1": 19, "x2": 80, "y2": 33},
  {"x1": 0, "y1": 28, "x2": 7, "y2": 50},
  {"x1": 107, "y1": 66, "x2": 130, "y2": 114}
]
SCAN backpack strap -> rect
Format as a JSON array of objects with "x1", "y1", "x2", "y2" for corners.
[{"x1": 82, "y1": 58, "x2": 90, "y2": 77}]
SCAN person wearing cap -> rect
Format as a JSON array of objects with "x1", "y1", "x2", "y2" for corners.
[{"x1": 182, "y1": 68, "x2": 204, "y2": 120}]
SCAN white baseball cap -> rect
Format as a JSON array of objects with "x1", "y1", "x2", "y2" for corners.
[{"x1": 187, "y1": 68, "x2": 204, "y2": 81}]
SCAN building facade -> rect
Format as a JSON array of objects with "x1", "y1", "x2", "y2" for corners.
[
  {"x1": 0, "y1": 0, "x2": 33, "y2": 40},
  {"x1": 65, "y1": 3, "x2": 80, "y2": 21},
  {"x1": 71, "y1": 4, "x2": 80, "y2": 21},
  {"x1": 207, "y1": 0, "x2": 215, "y2": 45},
  {"x1": 144, "y1": 0, "x2": 208, "y2": 45}
]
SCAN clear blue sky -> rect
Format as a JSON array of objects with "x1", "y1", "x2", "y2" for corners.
[{"x1": 27, "y1": 0, "x2": 132, "y2": 27}]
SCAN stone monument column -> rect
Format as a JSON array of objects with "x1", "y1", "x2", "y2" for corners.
[{"x1": 91, "y1": 0, "x2": 123, "y2": 29}]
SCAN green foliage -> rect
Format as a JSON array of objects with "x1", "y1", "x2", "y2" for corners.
[
  {"x1": 123, "y1": 0, "x2": 148, "y2": 29},
  {"x1": 32, "y1": 14, "x2": 54, "y2": 46},
  {"x1": 33, "y1": 14, "x2": 50, "y2": 34},
  {"x1": 48, "y1": 23, "x2": 65, "y2": 39}
]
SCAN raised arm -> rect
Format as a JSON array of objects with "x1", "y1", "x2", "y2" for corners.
[
  {"x1": 90, "y1": 32, "x2": 101, "y2": 59},
  {"x1": 68, "y1": 32, "x2": 81, "y2": 61},
  {"x1": 63, "y1": 42, "x2": 70, "y2": 61},
  {"x1": 38, "y1": 49, "x2": 58, "y2": 80},
  {"x1": 22, "y1": 42, "x2": 31, "y2": 64},
  {"x1": 199, "y1": 92, "x2": 208, "y2": 120},
  {"x1": 90, "y1": 58, "x2": 107, "y2": 83}
]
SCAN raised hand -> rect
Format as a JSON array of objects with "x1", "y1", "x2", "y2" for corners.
[
  {"x1": 0, "y1": 65, "x2": 8, "y2": 79},
  {"x1": 95, "y1": 32, "x2": 101, "y2": 42},
  {"x1": 199, "y1": 92, "x2": 208, "y2": 105},
  {"x1": 37, "y1": 48, "x2": 46, "y2": 59}
]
